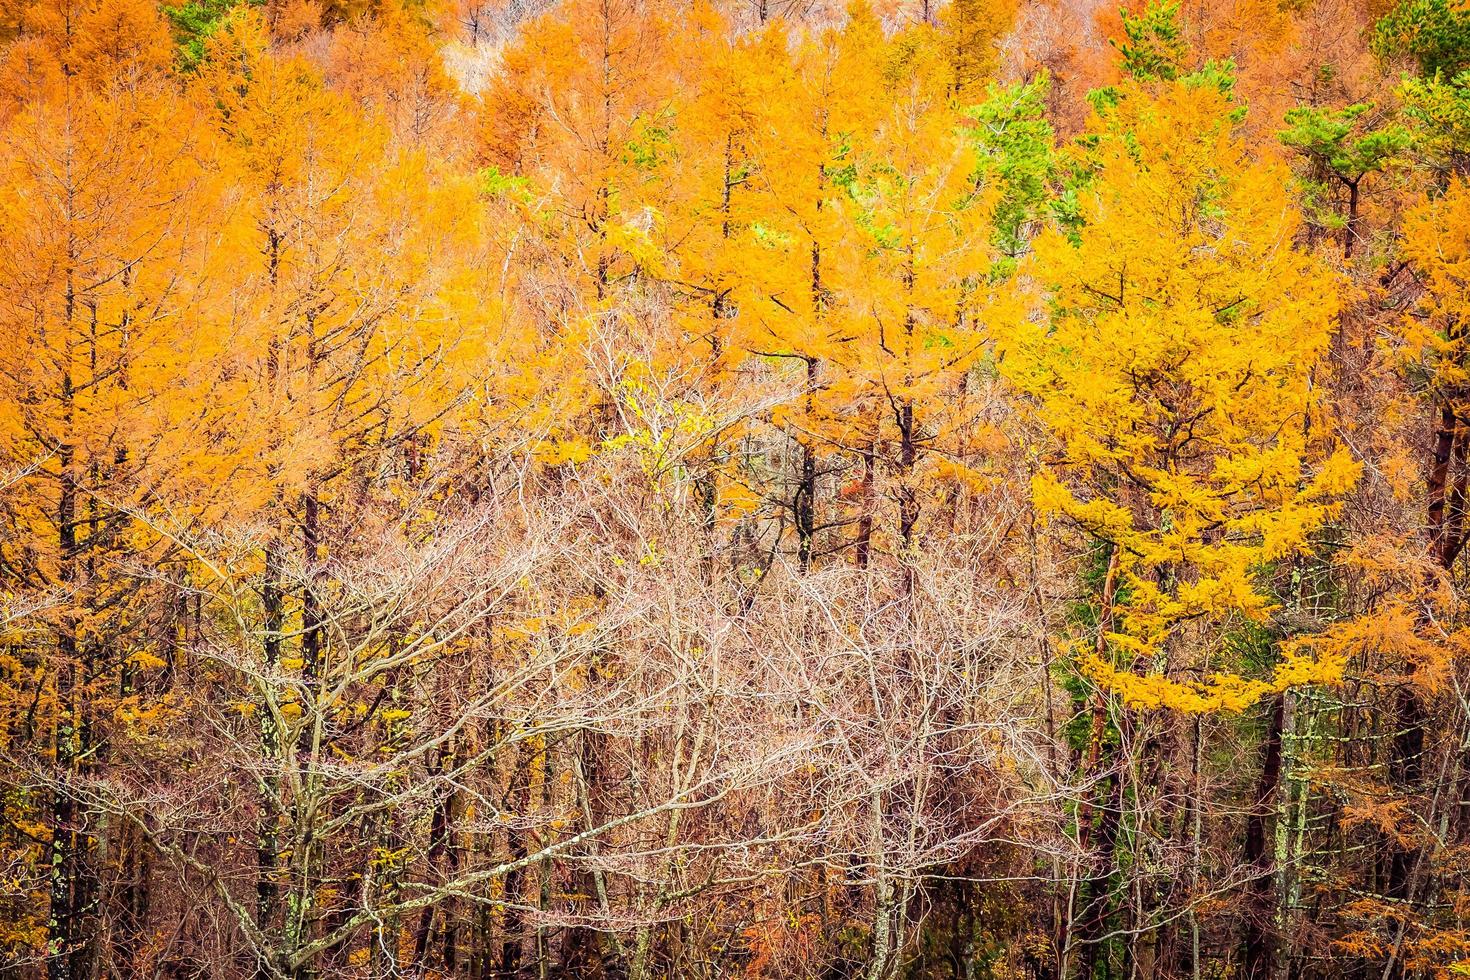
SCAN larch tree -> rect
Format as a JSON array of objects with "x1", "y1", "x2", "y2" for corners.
[
  {"x1": 0, "y1": 17, "x2": 228, "y2": 975},
  {"x1": 1340, "y1": 176, "x2": 1470, "y2": 977},
  {"x1": 997, "y1": 76, "x2": 1358, "y2": 979},
  {"x1": 825, "y1": 26, "x2": 999, "y2": 570},
  {"x1": 731, "y1": 0, "x2": 888, "y2": 571},
  {"x1": 1, "y1": 0, "x2": 1468, "y2": 977},
  {"x1": 183, "y1": 12, "x2": 488, "y2": 972}
]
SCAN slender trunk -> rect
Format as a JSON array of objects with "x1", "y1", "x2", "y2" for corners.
[
  {"x1": 1427, "y1": 399, "x2": 1458, "y2": 568},
  {"x1": 371, "y1": 724, "x2": 408, "y2": 980},
  {"x1": 897, "y1": 402, "x2": 917, "y2": 548},
  {"x1": 49, "y1": 462, "x2": 77, "y2": 979},
  {"x1": 1387, "y1": 392, "x2": 1463, "y2": 902},
  {"x1": 866, "y1": 788, "x2": 894, "y2": 980},
  {"x1": 258, "y1": 546, "x2": 284, "y2": 956},
  {"x1": 48, "y1": 281, "x2": 95, "y2": 980},
  {"x1": 501, "y1": 739, "x2": 530, "y2": 978},
  {"x1": 1242, "y1": 694, "x2": 1285, "y2": 980},
  {"x1": 566, "y1": 716, "x2": 620, "y2": 978},
  {"x1": 1067, "y1": 547, "x2": 1120, "y2": 980},
  {"x1": 796, "y1": 357, "x2": 817, "y2": 572},
  {"x1": 1073, "y1": 766, "x2": 1123, "y2": 980},
  {"x1": 301, "y1": 494, "x2": 322, "y2": 680},
  {"x1": 412, "y1": 747, "x2": 457, "y2": 971},
  {"x1": 1343, "y1": 179, "x2": 1359, "y2": 260},
  {"x1": 1386, "y1": 686, "x2": 1426, "y2": 903},
  {"x1": 1189, "y1": 718, "x2": 1203, "y2": 980},
  {"x1": 1276, "y1": 693, "x2": 1303, "y2": 980},
  {"x1": 856, "y1": 440, "x2": 875, "y2": 568},
  {"x1": 798, "y1": 198, "x2": 825, "y2": 573},
  {"x1": 536, "y1": 739, "x2": 553, "y2": 980},
  {"x1": 897, "y1": 401, "x2": 917, "y2": 597},
  {"x1": 114, "y1": 820, "x2": 150, "y2": 978}
]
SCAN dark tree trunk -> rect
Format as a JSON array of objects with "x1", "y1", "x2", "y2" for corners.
[
  {"x1": 856, "y1": 440, "x2": 875, "y2": 568},
  {"x1": 1066, "y1": 547, "x2": 1121, "y2": 980},
  {"x1": 1242, "y1": 694, "x2": 1285, "y2": 980},
  {"x1": 502, "y1": 740, "x2": 530, "y2": 979},
  {"x1": 898, "y1": 401, "x2": 917, "y2": 548},
  {"x1": 795, "y1": 357, "x2": 817, "y2": 572},
  {"x1": 1343, "y1": 179, "x2": 1359, "y2": 259},
  {"x1": 302, "y1": 494, "x2": 322, "y2": 680},
  {"x1": 258, "y1": 545, "x2": 284, "y2": 952}
]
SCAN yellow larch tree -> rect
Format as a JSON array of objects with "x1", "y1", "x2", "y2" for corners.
[
  {"x1": 190, "y1": 12, "x2": 488, "y2": 964},
  {"x1": 996, "y1": 75, "x2": 1359, "y2": 980},
  {"x1": 196, "y1": 10, "x2": 482, "y2": 525},
  {"x1": 733, "y1": 0, "x2": 888, "y2": 569},
  {"x1": 324, "y1": 0, "x2": 464, "y2": 151},
  {"x1": 824, "y1": 26, "x2": 1002, "y2": 566},
  {"x1": 641, "y1": 8, "x2": 789, "y2": 541},
  {"x1": 0, "y1": 13, "x2": 229, "y2": 968},
  {"x1": 1000, "y1": 78, "x2": 1358, "y2": 715},
  {"x1": 939, "y1": 0, "x2": 1020, "y2": 98},
  {"x1": 1335, "y1": 176, "x2": 1470, "y2": 966},
  {"x1": 476, "y1": 0, "x2": 679, "y2": 466}
]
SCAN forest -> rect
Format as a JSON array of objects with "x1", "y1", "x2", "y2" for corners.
[{"x1": 1, "y1": 0, "x2": 1469, "y2": 976}]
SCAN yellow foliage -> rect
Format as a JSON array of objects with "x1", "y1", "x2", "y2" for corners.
[{"x1": 999, "y1": 80, "x2": 1357, "y2": 710}]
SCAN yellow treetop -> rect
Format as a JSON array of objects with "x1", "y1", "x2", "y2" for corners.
[{"x1": 999, "y1": 79, "x2": 1359, "y2": 712}]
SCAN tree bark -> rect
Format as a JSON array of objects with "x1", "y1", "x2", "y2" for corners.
[{"x1": 1242, "y1": 694, "x2": 1285, "y2": 980}]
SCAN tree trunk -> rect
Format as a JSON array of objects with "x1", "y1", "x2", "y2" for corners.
[
  {"x1": 1068, "y1": 547, "x2": 1120, "y2": 980},
  {"x1": 502, "y1": 739, "x2": 530, "y2": 979},
  {"x1": 301, "y1": 494, "x2": 322, "y2": 680},
  {"x1": 796, "y1": 356, "x2": 818, "y2": 572},
  {"x1": 1344, "y1": 179, "x2": 1359, "y2": 259},
  {"x1": 48, "y1": 311, "x2": 96, "y2": 980},
  {"x1": 856, "y1": 440, "x2": 875, "y2": 568},
  {"x1": 257, "y1": 545, "x2": 284, "y2": 962},
  {"x1": 1242, "y1": 694, "x2": 1285, "y2": 980},
  {"x1": 897, "y1": 401, "x2": 917, "y2": 549}
]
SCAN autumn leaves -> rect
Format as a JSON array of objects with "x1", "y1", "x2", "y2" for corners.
[
  {"x1": 475, "y1": 0, "x2": 1365, "y2": 721},
  {"x1": 999, "y1": 79, "x2": 1360, "y2": 712},
  {"x1": 0, "y1": 0, "x2": 1432, "y2": 972}
]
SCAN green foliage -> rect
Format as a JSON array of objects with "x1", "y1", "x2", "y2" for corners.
[
  {"x1": 967, "y1": 73, "x2": 1057, "y2": 266},
  {"x1": 841, "y1": 159, "x2": 902, "y2": 249},
  {"x1": 1374, "y1": 0, "x2": 1470, "y2": 78},
  {"x1": 1280, "y1": 103, "x2": 1412, "y2": 185},
  {"x1": 1401, "y1": 70, "x2": 1470, "y2": 174},
  {"x1": 478, "y1": 166, "x2": 533, "y2": 202},
  {"x1": 1226, "y1": 617, "x2": 1280, "y2": 677},
  {"x1": 1279, "y1": 102, "x2": 1411, "y2": 245},
  {"x1": 1113, "y1": 0, "x2": 1189, "y2": 82},
  {"x1": 1089, "y1": 61, "x2": 1240, "y2": 125},
  {"x1": 164, "y1": 0, "x2": 262, "y2": 72},
  {"x1": 1184, "y1": 58, "x2": 1241, "y2": 102},
  {"x1": 626, "y1": 110, "x2": 676, "y2": 171}
]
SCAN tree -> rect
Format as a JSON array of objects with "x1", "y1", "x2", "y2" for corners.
[
  {"x1": 964, "y1": 72, "x2": 1057, "y2": 269},
  {"x1": 186, "y1": 12, "x2": 488, "y2": 970},
  {"x1": 1374, "y1": 0, "x2": 1470, "y2": 79},
  {"x1": 4, "y1": 1, "x2": 1470, "y2": 977},
  {"x1": 324, "y1": 1, "x2": 462, "y2": 148},
  {"x1": 1348, "y1": 177, "x2": 1470, "y2": 977},
  {"x1": 998, "y1": 77, "x2": 1357, "y2": 978},
  {"x1": 0, "y1": 66, "x2": 227, "y2": 980},
  {"x1": 1280, "y1": 103, "x2": 1411, "y2": 258},
  {"x1": 1400, "y1": 67, "x2": 1470, "y2": 181},
  {"x1": 1113, "y1": 0, "x2": 1191, "y2": 82},
  {"x1": 730, "y1": 0, "x2": 887, "y2": 570},
  {"x1": 823, "y1": 28, "x2": 1000, "y2": 570},
  {"x1": 939, "y1": 0, "x2": 1019, "y2": 98}
]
